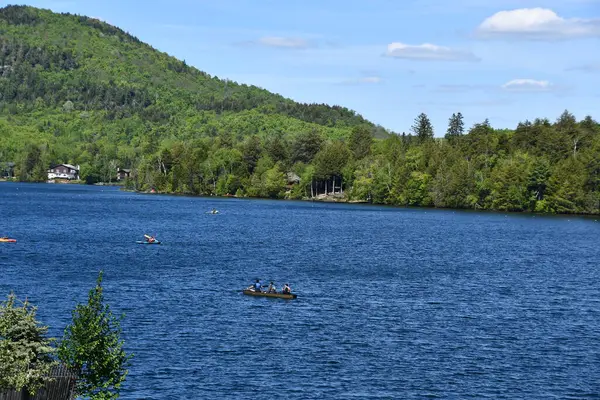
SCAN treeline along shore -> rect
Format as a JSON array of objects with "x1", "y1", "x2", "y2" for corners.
[{"x1": 1, "y1": 6, "x2": 600, "y2": 215}]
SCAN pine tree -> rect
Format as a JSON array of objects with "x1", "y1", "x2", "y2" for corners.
[
  {"x1": 58, "y1": 271, "x2": 132, "y2": 400},
  {"x1": 411, "y1": 113, "x2": 434, "y2": 143},
  {"x1": 0, "y1": 293, "x2": 56, "y2": 395},
  {"x1": 445, "y1": 112, "x2": 464, "y2": 140},
  {"x1": 349, "y1": 125, "x2": 373, "y2": 160}
]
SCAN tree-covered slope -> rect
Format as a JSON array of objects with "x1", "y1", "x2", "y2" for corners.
[
  {"x1": 2, "y1": 5, "x2": 600, "y2": 215},
  {"x1": 0, "y1": 5, "x2": 387, "y2": 158},
  {"x1": 0, "y1": 5, "x2": 382, "y2": 129}
]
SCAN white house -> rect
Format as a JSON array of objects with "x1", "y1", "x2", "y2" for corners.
[{"x1": 48, "y1": 164, "x2": 80, "y2": 180}]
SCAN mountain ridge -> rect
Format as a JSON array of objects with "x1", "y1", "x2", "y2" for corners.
[{"x1": 0, "y1": 4, "x2": 389, "y2": 136}]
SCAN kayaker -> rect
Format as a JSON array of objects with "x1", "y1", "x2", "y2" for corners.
[
  {"x1": 282, "y1": 283, "x2": 291, "y2": 294},
  {"x1": 267, "y1": 281, "x2": 277, "y2": 293},
  {"x1": 251, "y1": 279, "x2": 262, "y2": 293}
]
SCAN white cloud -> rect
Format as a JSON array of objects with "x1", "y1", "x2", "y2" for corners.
[
  {"x1": 502, "y1": 79, "x2": 553, "y2": 91},
  {"x1": 256, "y1": 36, "x2": 310, "y2": 49},
  {"x1": 385, "y1": 42, "x2": 479, "y2": 62},
  {"x1": 477, "y1": 8, "x2": 600, "y2": 39}
]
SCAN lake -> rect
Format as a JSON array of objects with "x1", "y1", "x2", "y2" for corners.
[{"x1": 1, "y1": 182, "x2": 599, "y2": 399}]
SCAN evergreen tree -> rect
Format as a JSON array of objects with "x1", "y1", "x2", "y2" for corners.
[
  {"x1": 411, "y1": 113, "x2": 434, "y2": 143},
  {"x1": 0, "y1": 293, "x2": 56, "y2": 396},
  {"x1": 545, "y1": 158, "x2": 587, "y2": 213},
  {"x1": 527, "y1": 157, "x2": 551, "y2": 209},
  {"x1": 445, "y1": 112, "x2": 464, "y2": 141},
  {"x1": 17, "y1": 143, "x2": 48, "y2": 182},
  {"x1": 555, "y1": 110, "x2": 577, "y2": 134},
  {"x1": 583, "y1": 152, "x2": 600, "y2": 213},
  {"x1": 240, "y1": 135, "x2": 262, "y2": 175},
  {"x1": 264, "y1": 135, "x2": 289, "y2": 165},
  {"x1": 290, "y1": 129, "x2": 324, "y2": 164},
  {"x1": 348, "y1": 125, "x2": 373, "y2": 160},
  {"x1": 580, "y1": 115, "x2": 600, "y2": 137},
  {"x1": 58, "y1": 271, "x2": 132, "y2": 400}
]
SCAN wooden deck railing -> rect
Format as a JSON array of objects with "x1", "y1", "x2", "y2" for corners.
[{"x1": 0, "y1": 365, "x2": 77, "y2": 400}]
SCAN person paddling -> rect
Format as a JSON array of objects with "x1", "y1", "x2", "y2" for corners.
[
  {"x1": 144, "y1": 234, "x2": 156, "y2": 243},
  {"x1": 267, "y1": 281, "x2": 277, "y2": 293},
  {"x1": 282, "y1": 283, "x2": 291, "y2": 294},
  {"x1": 248, "y1": 279, "x2": 262, "y2": 293}
]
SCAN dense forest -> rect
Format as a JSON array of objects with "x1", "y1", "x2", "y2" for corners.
[{"x1": 1, "y1": 5, "x2": 600, "y2": 214}]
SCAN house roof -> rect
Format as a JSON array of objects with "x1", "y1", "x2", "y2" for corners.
[{"x1": 52, "y1": 164, "x2": 79, "y2": 171}]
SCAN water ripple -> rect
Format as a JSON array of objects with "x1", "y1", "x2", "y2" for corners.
[{"x1": 1, "y1": 183, "x2": 599, "y2": 399}]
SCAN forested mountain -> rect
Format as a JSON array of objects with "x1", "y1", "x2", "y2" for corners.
[
  {"x1": 1, "y1": 5, "x2": 600, "y2": 215},
  {"x1": 0, "y1": 5, "x2": 379, "y2": 128},
  {"x1": 0, "y1": 5, "x2": 384, "y2": 161}
]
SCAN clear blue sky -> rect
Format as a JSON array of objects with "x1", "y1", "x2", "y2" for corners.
[{"x1": 3, "y1": 0, "x2": 600, "y2": 135}]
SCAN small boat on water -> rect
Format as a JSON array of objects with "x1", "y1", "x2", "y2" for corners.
[
  {"x1": 242, "y1": 289, "x2": 297, "y2": 300},
  {"x1": 0, "y1": 237, "x2": 16, "y2": 243},
  {"x1": 137, "y1": 234, "x2": 160, "y2": 244}
]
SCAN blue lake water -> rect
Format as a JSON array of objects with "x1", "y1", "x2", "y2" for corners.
[{"x1": 1, "y1": 182, "x2": 600, "y2": 399}]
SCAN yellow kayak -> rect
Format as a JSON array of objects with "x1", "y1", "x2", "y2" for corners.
[{"x1": 242, "y1": 289, "x2": 297, "y2": 299}]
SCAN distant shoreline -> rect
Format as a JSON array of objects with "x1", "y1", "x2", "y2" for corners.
[
  {"x1": 122, "y1": 187, "x2": 599, "y2": 219},
  {"x1": 0, "y1": 179, "x2": 124, "y2": 186},
  {"x1": 2, "y1": 180, "x2": 598, "y2": 218},
  {"x1": 121, "y1": 187, "x2": 363, "y2": 203}
]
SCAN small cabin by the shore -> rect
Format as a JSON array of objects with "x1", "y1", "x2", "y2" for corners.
[
  {"x1": 48, "y1": 164, "x2": 80, "y2": 180},
  {"x1": 116, "y1": 168, "x2": 131, "y2": 181}
]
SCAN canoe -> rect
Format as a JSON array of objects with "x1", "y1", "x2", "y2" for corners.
[
  {"x1": 136, "y1": 241, "x2": 161, "y2": 245},
  {"x1": 0, "y1": 238, "x2": 16, "y2": 243},
  {"x1": 242, "y1": 289, "x2": 297, "y2": 299}
]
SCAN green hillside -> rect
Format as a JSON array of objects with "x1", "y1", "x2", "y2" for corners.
[
  {"x1": 0, "y1": 5, "x2": 387, "y2": 166},
  {"x1": 2, "y1": 5, "x2": 600, "y2": 215},
  {"x1": 0, "y1": 5, "x2": 385, "y2": 128}
]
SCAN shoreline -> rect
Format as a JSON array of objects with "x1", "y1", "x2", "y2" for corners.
[
  {"x1": 2, "y1": 180, "x2": 599, "y2": 218},
  {"x1": 122, "y1": 187, "x2": 600, "y2": 219}
]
